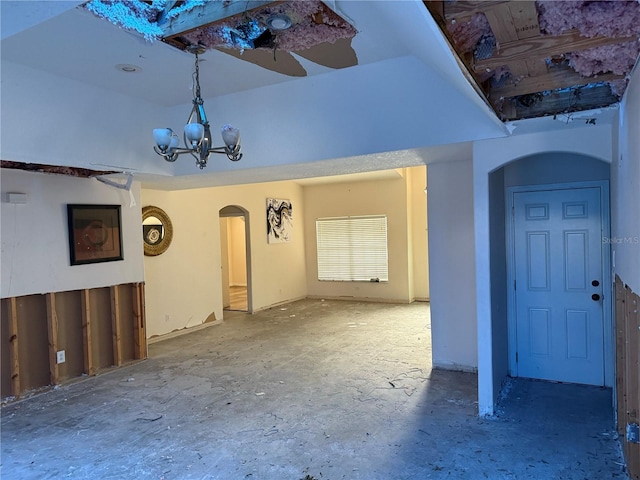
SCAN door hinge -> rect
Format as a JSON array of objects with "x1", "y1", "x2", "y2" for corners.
[
  {"x1": 514, "y1": 280, "x2": 516, "y2": 290},
  {"x1": 515, "y1": 352, "x2": 518, "y2": 363}
]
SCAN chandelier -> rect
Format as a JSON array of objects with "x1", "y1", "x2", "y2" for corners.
[{"x1": 153, "y1": 45, "x2": 242, "y2": 169}]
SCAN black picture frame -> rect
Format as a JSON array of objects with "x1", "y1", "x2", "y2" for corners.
[{"x1": 67, "y1": 204, "x2": 123, "y2": 265}]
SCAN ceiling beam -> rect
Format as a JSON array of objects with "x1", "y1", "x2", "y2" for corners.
[
  {"x1": 490, "y1": 66, "x2": 625, "y2": 99},
  {"x1": 443, "y1": 1, "x2": 509, "y2": 23},
  {"x1": 474, "y1": 30, "x2": 636, "y2": 72},
  {"x1": 502, "y1": 83, "x2": 618, "y2": 121},
  {"x1": 159, "y1": 0, "x2": 281, "y2": 38}
]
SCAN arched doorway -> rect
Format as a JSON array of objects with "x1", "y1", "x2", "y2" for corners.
[
  {"x1": 491, "y1": 152, "x2": 612, "y2": 387},
  {"x1": 219, "y1": 205, "x2": 252, "y2": 313}
]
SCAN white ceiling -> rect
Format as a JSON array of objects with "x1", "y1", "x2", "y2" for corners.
[
  {"x1": 0, "y1": 1, "x2": 414, "y2": 107},
  {"x1": 2, "y1": 1, "x2": 614, "y2": 189}
]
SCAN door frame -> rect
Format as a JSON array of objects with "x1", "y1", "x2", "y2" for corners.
[
  {"x1": 506, "y1": 180, "x2": 612, "y2": 386},
  {"x1": 219, "y1": 206, "x2": 252, "y2": 313}
]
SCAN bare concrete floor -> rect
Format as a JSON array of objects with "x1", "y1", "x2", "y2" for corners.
[{"x1": 1, "y1": 299, "x2": 627, "y2": 479}]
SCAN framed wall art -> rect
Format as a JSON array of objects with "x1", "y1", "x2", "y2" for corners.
[
  {"x1": 67, "y1": 204, "x2": 123, "y2": 265},
  {"x1": 266, "y1": 198, "x2": 292, "y2": 243}
]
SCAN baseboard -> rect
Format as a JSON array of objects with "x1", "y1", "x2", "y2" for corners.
[
  {"x1": 305, "y1": 295, "x2": 413, "y2": 304},
  {"x1": 148, "y1": 318, "x2": 223, "y2": 344},
  {"x1": 433, "y1": 362, "x2": 478, "y2": 374}
]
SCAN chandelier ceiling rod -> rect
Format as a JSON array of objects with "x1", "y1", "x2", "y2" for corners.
[{"x1": 153, "y1": 44, "x2": 242, "y2": 169}]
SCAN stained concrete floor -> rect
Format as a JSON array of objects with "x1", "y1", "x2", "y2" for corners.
[{"x1": 1, "y1": 299, "x2": 628, "y2": 479}]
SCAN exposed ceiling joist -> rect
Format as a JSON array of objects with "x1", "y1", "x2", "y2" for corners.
[
  {"x1": 474, "y1": 30, "x2": 636, "y2": 72},
  {"x1": 159, "y1": 0, "x2": 280, "y2": 39},
  {"x1": 504, "y1": 83, "x2": 617, "y2": 120},
  {"x1": 491, "y1": 66, "x2": 625, "y2": 99},
  {"x1": 444, "y1": 1, "x2": 510, "y2": 23},
  {"x1": 429, "y1": 0, "x2": 640, "y2": 121},
  {"x1": 0, "y1": 161, "x2": 116, "y2": 178}
]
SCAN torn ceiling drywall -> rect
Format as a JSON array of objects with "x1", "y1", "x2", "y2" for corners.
[{"x1": 437, "y1": 0, "x2": 640, "y2": 120}]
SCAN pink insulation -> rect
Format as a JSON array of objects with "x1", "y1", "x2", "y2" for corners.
[
  {"x1": 182, "y1": 1, "x2": 356, "y2": 52},
  {"x1": 445, "y1": 1, "x2": 640, "y2": 101},
  {"x1": 447, "y1": 12, "x2": 492, "y2": 54},
  {"x1": 567, "y1": 41, "x2": 640, "y2": 76},
  {"x1": 538, "y1": 0, "x2": 640, "y2": 38},
  {"x1": 537, "y1": 1, "x2": 640, "y2": 97}
]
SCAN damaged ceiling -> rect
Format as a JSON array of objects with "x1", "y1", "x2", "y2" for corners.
[
  {"x1": 427, "y1": 0, "x2": 640, "y2": 121},
  {"x1": 85, "y1": 0, "x2": 640, "y2": 122},
  {"x1": 86, "y1": 0, "x2": 358, "y2": 77}
]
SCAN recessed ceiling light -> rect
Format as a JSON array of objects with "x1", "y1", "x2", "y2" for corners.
[
  {"x1": 115, "y1": 64, "x2": 142, "y2": 73},
  {"x1": 266, "y1": 14, "x2": 292, "y2": 31}
]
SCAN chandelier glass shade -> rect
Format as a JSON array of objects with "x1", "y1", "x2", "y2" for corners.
[{"x1": 153, "y1": 46, "x2": 242, "y2": 169}]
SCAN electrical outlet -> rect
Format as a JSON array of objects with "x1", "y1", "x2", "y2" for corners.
[{"x1": 56, "y1": 350, "x2": 66, "y2": 364}]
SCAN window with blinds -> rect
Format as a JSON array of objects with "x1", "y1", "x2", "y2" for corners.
[{"x1": 316, "y1": 215, "x2": 389, "y2": 282}]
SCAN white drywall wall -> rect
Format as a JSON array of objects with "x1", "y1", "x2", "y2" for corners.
[
  {"x1": 172, "y1": 56, "x2": 508, "y2": 176},
  {"x1": 427, "y1": 158, "x2": 478, "y2": 371},
  {"x1": 1, "y1": 169, "x2": 144, "y2": 298},
  {"x1": 473, "y1": 124, "x2": 613, "y2": 415},
  {"x1": 0, "y1": 61, "x2": 171, "y2": 176},
  {"x1": 612, "y1": 66, "x2": 640, "y2": 294}
]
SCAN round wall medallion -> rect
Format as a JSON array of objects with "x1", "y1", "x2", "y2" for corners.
[{"x1": 142, "y1": 205, "x2": 173, "y2": 256}]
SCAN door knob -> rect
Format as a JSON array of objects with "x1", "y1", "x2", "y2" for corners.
[
  {"x1": 592, "y1": 280, "x2": 600, "y2": 287},
  {"x1": 592, "y1": 293, "x2": 601, "y2": 301}
]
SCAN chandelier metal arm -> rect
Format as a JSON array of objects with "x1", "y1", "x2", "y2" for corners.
[
  {"x1": 154, "y1": 144, "x2": 242, "y2": 168},
  {"x1": 152, "y1": 47, "x2": 242, "y2": 169}
]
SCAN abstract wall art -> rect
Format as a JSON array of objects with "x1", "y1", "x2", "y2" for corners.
[{"x1": 266, "y1": 198, "x2": 292, "y2": 244}]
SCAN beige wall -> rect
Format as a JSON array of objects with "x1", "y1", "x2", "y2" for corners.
[
  {"x1": 143, "y1": 167, "x2": 429, "y2": 338},
  {"x1": 303, "y1": 167, "x2": 429, "y2": 303},
  {"x1": 228, "y1": 217, "x2": 247, "y2": 286},
  {"x1": 142, "y1": 181, "x2": 306, "y2": 338},
  {"x1": 410, "y1": 166, "x2": 429, "y2": 301}
]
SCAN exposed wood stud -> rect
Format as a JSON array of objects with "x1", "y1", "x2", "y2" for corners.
[
  {"x1": 507, "y1": 60, "x2": 529, "y2": 77},
  {"x1": 509, "y1": 1, "x2": 539, "y2": 40},
  {"x1": 110, "y1": 285, "x2": 123, "y2": 367},
  {"x1": 490, "y1": 66, "x2": 624, "y2": 99},
  {"x1": 133, "y1": 283, "x2": 148, "y2": 360},
  {"x1": 524, "y1": 58, "x2": 548, "y2": 78},
  {"x1": 443, "y1": 0, "x2": 509, "y2": 23},
  {"x1": 616, "y1": 276, "x2": 627, "y2": 436},
  {"x1": 8, "y1": 297, "x2": 21, "y2": 397},
  {"x1": 500, "y1": 83, "x2": 617, "y2": 121},
  {"x1": 423, "y1": 1, "x2": 445, "y2": 24},
  {"x1": 160, "y1": 0, "x2": 281, "y2": 40},
  {"x1": 616, "y1": 276, "x2": 640, "y2": 478},
  {"x1": 626, "y1": 287, "x2": 640, "y2": 475},
  {"x1": 81, "y1": 289, "x2": 94, "y2": 375},
  {"x1": 45, "y1": 292, "x2": 60, "y2": 385},
  {"x1": 474, "y1": 30, "x2": 636, "y2": 72},
  {"x1": 484, "y1": 4, "x2": 518, "y2": 43}
]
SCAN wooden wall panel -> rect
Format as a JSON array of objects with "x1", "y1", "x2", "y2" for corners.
[
  {"x1": 116, "y1": 284, "x2": 136, "y2": 362},
  {"x1": 616, "y1": 275, "x2": 640, "y2": 480},
  {"x1": 89, "y1": 287, "x2": 115, "y2": 371},
  {"x1": 55, "y1": 290, "x2": 85, "y2": 381},
  {"x1": 1, "y1": 299, "x2": 13, "y2": 398},
  {"x1": 616, "y1": 276, "x2": 626, "y2": 435},
  {"x1": 16, "y1": 295, "x2": 50, "y2": 392},
  {"x1": 1, "y1": 282, "x2": 146, "y2": 401}
]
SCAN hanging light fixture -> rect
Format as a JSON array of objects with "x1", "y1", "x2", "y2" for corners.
[{"x1": 153, "y1": 45, "x2": 242, "y2": 169}]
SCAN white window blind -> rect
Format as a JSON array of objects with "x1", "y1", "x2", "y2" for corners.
[{"x1": 316, "y1": 215, "x2": 388, "y2": 282}]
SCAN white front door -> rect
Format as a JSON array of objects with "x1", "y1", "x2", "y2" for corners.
[{"x1": 511, "y1": 186, "x2": 605, "y2": 385}]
